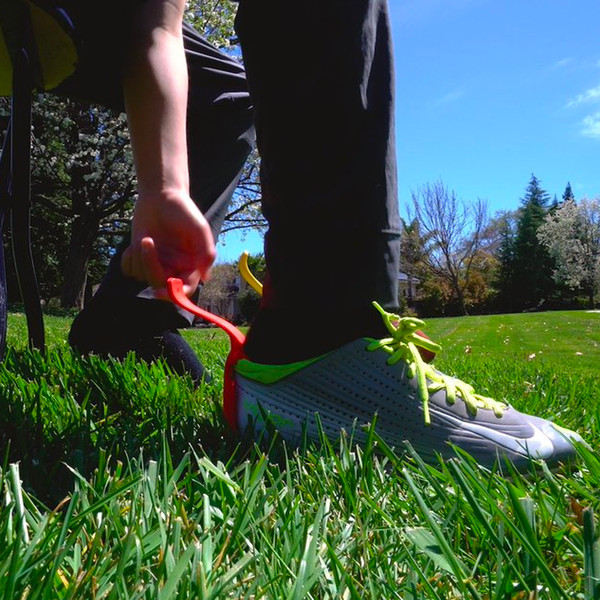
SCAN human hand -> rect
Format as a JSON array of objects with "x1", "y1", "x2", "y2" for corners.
[{"x1": 121, "y1": 191, "x2": 216, "y2": 300}]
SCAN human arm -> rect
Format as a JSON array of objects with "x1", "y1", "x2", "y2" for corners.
[{"x1": 120, "y1": 0, "x2": 215, "y2": 299}]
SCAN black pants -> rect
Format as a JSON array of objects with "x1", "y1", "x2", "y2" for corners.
[
  {"x1": 61, "y1": 0, "x2": 400, "y2": 341},
  {"x1": 235, "y1": 0, "x2": 401, "y2": 313}
]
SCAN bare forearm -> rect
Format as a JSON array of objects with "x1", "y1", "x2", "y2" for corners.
[
  {"x1": 123, "y1": 0, "x2": 189, "y2": 196},
  {"x1": 120, "y1": 0, "x2": 215, "y2": 295}
]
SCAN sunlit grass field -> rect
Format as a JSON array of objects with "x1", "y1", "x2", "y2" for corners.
[
  {"x1": 0, "y1": 309, "x2": 599, "y2": 598},
  {"x1": 425, "y1": 309, "x2": 600, "y2": 373}
]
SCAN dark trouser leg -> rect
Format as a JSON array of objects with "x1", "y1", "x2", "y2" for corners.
[
  {"x1": 63, "y1": 23, "x2": 254, "y2": 377},
  {"x1": 235, "y1": 0, "x2": 401, "y2": 363}
]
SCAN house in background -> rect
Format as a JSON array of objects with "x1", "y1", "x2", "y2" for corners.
[{"x1": 398, "y1": 271, "x2": 419, "y2": 304}]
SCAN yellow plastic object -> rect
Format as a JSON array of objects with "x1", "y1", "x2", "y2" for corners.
[
  {"x1": 238, "y1": 250, "x2": 263, "y2": 295},
  {"x1": 0, "y1": 0, "x2": 79, "y2": 96}
]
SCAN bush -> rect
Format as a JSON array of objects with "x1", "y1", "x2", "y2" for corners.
[{"x1": 237, "y1": 288, "x2": 261, "y2": 324}]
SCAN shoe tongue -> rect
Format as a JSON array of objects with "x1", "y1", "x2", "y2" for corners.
[{"x1": 414, "y1": 330, "x2": 437, "y2": 363}]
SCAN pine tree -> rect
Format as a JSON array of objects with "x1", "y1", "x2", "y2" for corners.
[
  {"x1": 511, "y1": 174, "x2": 556, "y2": 310},
  {"x1": 562, "y1": 181, "x2": 575, "y2": 204},
  {"x1": 494, "y1": 211, "x2": 518, "y2": 311}
]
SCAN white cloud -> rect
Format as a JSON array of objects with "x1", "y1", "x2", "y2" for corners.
[
  {"x1": 552, "y1": 58, "x2": 573, "y2": 70},
  {"x1": 566, "y1": 85, "x2": 600, "y2": 108},
  {"x1": 431, "y1": 88, "x2": 466, "y2": 106},
  {"x1": 581, "y1": 112, "x2": 600, "y2": 138}
]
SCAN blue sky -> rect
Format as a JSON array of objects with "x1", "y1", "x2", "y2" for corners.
[{"x1": 217, "y1": 0, "x2": 600, "y2": 262}]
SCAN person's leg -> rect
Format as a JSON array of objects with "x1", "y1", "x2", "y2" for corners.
[
  {"x1": 235, "y1": 0, "x2": 401, "y2": 364},
  {"x1": 227, "y1": 0, "x2": 583, "y2": 469},
  {"x1": 61, "y1": 17, "x2": 254, "y2": 380}
]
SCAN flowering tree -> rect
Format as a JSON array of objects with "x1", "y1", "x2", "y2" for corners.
[
  {"x1": 537, "y1": 198, "x2": 600, "y2": 308},
  {"x1": 30, "y1": 95, "x2": 136, "y2": 308}
]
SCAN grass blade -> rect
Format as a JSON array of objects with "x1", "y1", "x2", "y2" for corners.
[{"x1": 584, "y1": 507, "x2": 600, "y2": 600}]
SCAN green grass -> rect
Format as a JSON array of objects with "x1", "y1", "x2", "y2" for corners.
[
  {"x1": 0, "y1": 309, "x2": 599, "y2": 598},
  {"x1": 422, "y1": 310, "x2": 600, "y2": 373}
]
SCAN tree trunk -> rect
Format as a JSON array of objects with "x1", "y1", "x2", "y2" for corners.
[
  {"x1": 60, "y1": 215, "x2": 100, "y2": 309},
  {"x1": 448, "y1": 268, "x2": 469, "y2": 315},
  {"x1": 455, "y1": 283, "x2": 469, "y2": 316}
]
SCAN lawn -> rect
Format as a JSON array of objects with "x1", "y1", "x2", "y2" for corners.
[
  {"x1": 0, "y1": 309, "x2": 599, "y2": 598},
  {"x1": 423, "y1": 309, "x2": 600, "y2": 373}
]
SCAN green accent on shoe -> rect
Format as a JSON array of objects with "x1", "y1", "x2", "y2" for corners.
[
  {"x1": 368, "y1": 302, "x2": 507, "y2": 426},
  {"x1": 236, "y1": 355, "x2": 324, "y2": 384}
]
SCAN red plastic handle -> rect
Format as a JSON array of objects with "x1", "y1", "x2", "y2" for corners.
[{"x1": 167, "y1": 277, "x2": 246, "y2": 431}]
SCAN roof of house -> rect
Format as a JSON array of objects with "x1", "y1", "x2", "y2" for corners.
[{"x1": 398, "y1": 272, "x2": 420, "y2": 283}]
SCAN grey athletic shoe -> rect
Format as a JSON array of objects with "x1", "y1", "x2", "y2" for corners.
[{"x1": 234, "y1": 303, "x2": 584, "y2": 469}]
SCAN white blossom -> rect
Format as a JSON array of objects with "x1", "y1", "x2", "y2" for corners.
[{"x1": 538, "y1": 197, "x2": 600, "y2": 303}]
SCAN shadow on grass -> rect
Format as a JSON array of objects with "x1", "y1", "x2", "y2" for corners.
[{"x1": 0, "y1": 346, "x2": 242, "y2": 507}]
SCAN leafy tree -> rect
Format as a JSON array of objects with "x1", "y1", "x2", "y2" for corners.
[
  {"x1": 220, "y1": 149, "x2": 265, "y2": 235},
  {"x1": 197, "y1": 253, "x2": 265, "y2": 324},
  {"x1": 236, "y1": 252, "x2": 265, "y2": 323},
  {"x1": 31, "y1": 96, "x2": 136, "y2": 309},
  {"x1": 462, "y1": 216, "x2": 503, "y2": 313},
  {"x1": 409, "y1": 180, "x2": 489, "y2": 315},
  {"x1": 491, "y1": 210, "x2": 519, "y2": 311},
  {"x1": 412, "y1": 217, "x2": 500, "y2": 317},
  {"x1": 538, "y1": 197, "x2": 600, "y2": 308},
  {"x1": 0, "y1": 95, "x2": 135, "y2": 309},
  {"x1": 185, "y1": 0, "x2": 241, "y2": 49},
  {"x1": 399, "y1": 217, "x2": 429, "y2": 306},
  {"x1": 198, "y1": 262, "x2": 239, "y2": 319}
]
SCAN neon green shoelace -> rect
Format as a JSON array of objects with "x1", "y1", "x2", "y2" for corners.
[{"x1": 367, "y1": 303, "x2": 507, "y2": 426}]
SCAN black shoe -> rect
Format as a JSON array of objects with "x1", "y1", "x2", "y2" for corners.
[{"x1": 68, "y1": 294, "x2": 210, "y2": 385}]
